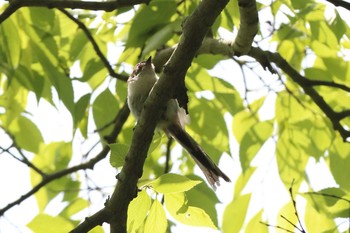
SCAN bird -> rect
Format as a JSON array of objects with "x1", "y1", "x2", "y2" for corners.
[{"x1": 127, "y1": 56, "x2": 230, "y2": 190}]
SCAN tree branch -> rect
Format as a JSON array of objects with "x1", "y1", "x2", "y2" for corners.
[
  {"x1": 249, "y1": 47, "x2": 350, "y2": 141},
  {"x1": 153, "y1": 0, "x2": 259, "y2": 70},
  {"x1": 305, "y1": 79, "x2": 350, "y2": 92},
  {"x1": 71, "y1": 0, "x2": 230, "y2": 232},
  {"x1": 231, "y1": 0, "x2": 259, "y2": 55},
  {"x1": 326, "y1": 0, "x2": 350, "y2": 11},
  {"x1": 0, "y1": 101, "x2": 130, "y2": 217},
  {"x1": 155, "y1": 34, "x2": 350, "y2": 142},
  {"x1": 58, "y1": 9, "x2": 128, "y2": 81},
  {"x1": 0, "y1": 0, "x2": 150, "y2": 24}
]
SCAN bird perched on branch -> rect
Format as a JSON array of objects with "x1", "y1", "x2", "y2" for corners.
[{"x1": 127, "y1": 56, "x2": 230, "y2": 190}]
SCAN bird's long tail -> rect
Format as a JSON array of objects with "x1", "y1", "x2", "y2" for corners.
[{"x1": 166, "y1": 123, "x2": 230, "y2": 190}]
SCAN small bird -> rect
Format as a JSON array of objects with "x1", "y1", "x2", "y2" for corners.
[{"x1": 127, "y1": 56, "x2": 230, "y2": 190}]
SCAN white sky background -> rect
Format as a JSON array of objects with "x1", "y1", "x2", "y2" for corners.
[{"x1": 0, "y1": 1, "x2": 346, "y2": 232}]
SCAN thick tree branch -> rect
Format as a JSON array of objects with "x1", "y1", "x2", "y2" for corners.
[
  {"x1": 71, "y1": 0, "x2": 230, "y2": 232},
  {"x1": 0, "y1": 0, "x2": 150, "y2": 24},
  {"x1": 0, "y1": 102, "x2": 130, "y2": 217},
  {"x1": 153, "y1": 0, "x2": 259, "y2": 70},
  {"x1": 231, "y1": 0, "x2": 259, "y2": 55},
  {"x1": 58, "y1": 9, "x2": 128, "y2": 81}
]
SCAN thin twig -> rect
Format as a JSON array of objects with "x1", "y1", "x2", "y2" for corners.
[
  {"x1": 58, "y1": 9, "x2": 128, "y2": 81},
  {"x1": 0, "y1": 129, "x2": 47, "y2": 177},
  {"x1": 260, "y1": 221, "x2": 295, "y2": 233},
  {"x1": 289, "y1": 180, "x2": 306, "y2": 233},
  {"x1": 0, "y1": 101, "x2": 130, "y2": 217}
]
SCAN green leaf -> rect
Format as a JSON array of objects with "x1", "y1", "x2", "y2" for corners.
[
  {"x1": 277, "y1": 202, "x2": 298, "y2": 232},
  {"x1": 0, "y1": 80, "x2": 28, "y2": 127},
  {"x1": 303, "y1": 188, "x2": 350, "y2": 218},
  {"x1": 127, "y1": 190, "x2": 151, "y2": 232},
  {"x1": 80, "y1": 58, "x2": 105, "y2": 89},
  {"x1": 329, "y1": 136, "x2": 350, "y2": 190},
  {"x1": 222, "y1": 194, "x2": 251, "y2": 233},
  {"x1": 309, "y1": 21, "x2": 338, "y2": 50},
  {"x1": 109, "y1": 143, "x2": 129, "y2": 168},
  {"x1": 275, "y1": 91, "x2": 311, "y2": 127},
  {"x1": 88, "y1": 226, "x2": 104, "y2": 233},
  {"x1": 70, "y1": 30, "x2": 88, "y2": 61},
  {"x1": 221, "y1": 0, "x2": 237, "y2": 31},
  {"x1": 276, "y1": 129, "x2": 309, "y2": 189},
  {"x1": 322, "y1": 57, "x2": 350, "y2": 81},
  {"x1": 239, "y1": 120, "x2": 273, "y2": 172},
  {"x1": 29, "y1": 8, "x2": 55, "y2": 33},
  {"x1": 31, "y1": 42, "x2": 75, "y2": 114},
  {"x1": 27, "y1": 214, "x2": 73, "y2": 233},
  {"x1": 234, "y1": 167, "x2": 256, "y2": 197},
  {"x1": 305, "y1": 203, "x2": 337, "y2": 232},
  {"x1": 92, "y1": 88, "x2": 119, "y2": 137},
  {"x1": 245, "y1": 210, "x2": 267, "y2": 233},
  {"x1": 232, "y1": 109, "x2": 258, "y2": 144},
  {"x1": 30, "y1": 142, "x2": 73, "y2": 210},
  {"x1": 149, "y1": 173, "x2": 201, "y2": 194},
  {"x1": 193, "y1": 54, "x2": 226, "y2": 70},
  {"x1": 8, "y1": 115, "x2": 44, "y2": 153},
  {"x1": 304, "y1": 67, "x2": 333, "y2": 82},
  {"x1": 15, "y1": 65, "x2": 45, "y2": 100},
  {"x1": 308, "y1": 119, "x2": 333, "y2": 158},
  {"x1": 327, "y1": 9, "x2": 346, "y2": 41},
  {"x1": 148, "y1": 132, "x2": 163, "y2": 154},
  {"x1": 0, "y1": 17, "x2": 21, "y2": 68},
  {"x1": 62, "y1": 179, "x2": 81, "y2": 202},
  {"x1": 291, "y1": 0, "x2": 310, "y2": 10},
  {"x1": 144, "y1": 199, "x2": 167, "y2": 233},
  {"x1": 60, "y1": 198, "x2": 89, "y2": 218},
  {"x1": 32, "y1": 142, "x2": 72, "y2": 172},
  {"x1": 74, "y1": 93, "x2": 91, "y2": 128},
  {"x1": 186, "y1": 175, "x2": 219, "y2": 227},
  {"x1": 189, "y1": 97, "x2": 230, "y2": 160},
  {"x1": 126, "y1": 0, "x2": 177, "y2": 48},
  {"x1": 142, "y1": 19, "x2": 180, "y2": 56},
  {"x1": 273, "y1": 23, "x2": 304, "y2": 42},
  {"x1": 165, "y1": 193, "x2": 216, "y2": 229},
  {"x1": 310, "y1": 40, "x2": 337, "y2": 58}
]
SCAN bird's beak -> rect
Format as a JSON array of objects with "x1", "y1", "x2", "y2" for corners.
[{"x1": 145, "y1": 56, "x2": 152, "y2": 66}]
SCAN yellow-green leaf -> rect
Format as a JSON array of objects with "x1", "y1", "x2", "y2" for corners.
[
  {"x1": 165, "y1": 192, "x2": 216, "y2": 229},
  {"x1": 149, "y1": 173, "x2": 201, "y2": 194},
  {"x1": 109, "y1": 143, "x2": 129, "y2": 168},
  {"x1": 222, "y1": 194, "x2": 251, "y2": 233},
  {"x1": 127, "y1": 190, "x2": 151, "y2": 232},
  {"x1": 245, "y1": 210, "x2": 267, "y2": 233},
  {"x1": 27, "y1": 214, "x2": 73, "y2": 233},
  {"x1": 8, "y1": 116, "x2": 43, "y2": 153},
  {"x1": 60, "y1": 198, "x2": 89, "y2": 218},
  {"x1": 305, "y1": 203, "x2": 337, "y2": 232},
  {"x1": 144, "y1": 199, "x2": 167, "y2": 233},
  {"x1": 239, "y1": 120, "x2": 273, "y2": 172},
  {"x1": 92, "y1": 88, "x2": 119, "y2": 137},
  {"x1": 0, "y1": 17, "x2": 21, "y2": 68}
]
